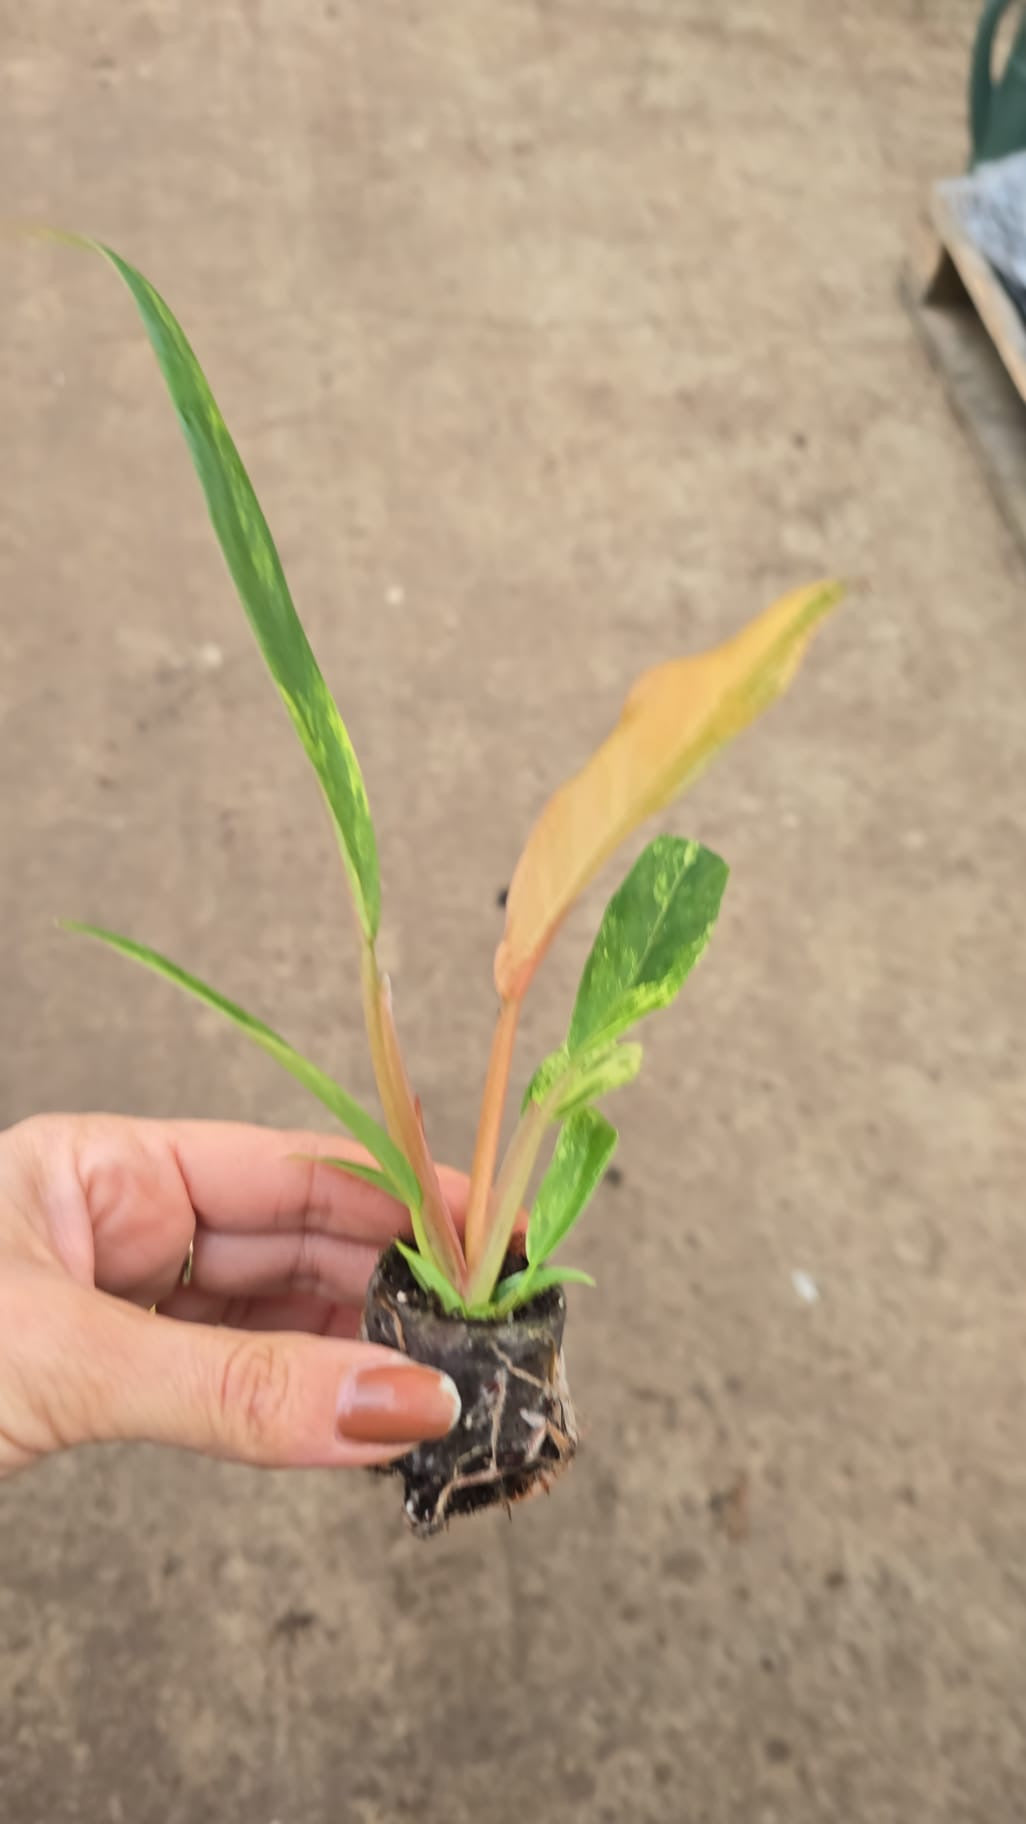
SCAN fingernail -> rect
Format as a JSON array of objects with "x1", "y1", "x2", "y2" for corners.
[{"x1": 337, "y1": 1362, "x2": 461, "y2": 1444}]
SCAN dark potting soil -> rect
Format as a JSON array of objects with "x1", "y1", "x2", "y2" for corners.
[{"x1": 362, "y1": 1244, "x2": 579, "y2": 1538}]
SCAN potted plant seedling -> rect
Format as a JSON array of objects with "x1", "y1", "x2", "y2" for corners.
[{"x1": 42, "y1": 236, "x2": 842, "y2": 1536}]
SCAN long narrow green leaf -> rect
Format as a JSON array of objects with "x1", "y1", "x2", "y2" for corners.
[
  {"x1": 314, "y1": 1156, "x2": 441, "y2": 1274},
  {"x1": 293, "y1": 1154, "x2": 398, "y2": 1198},
  {"x1": 65, "y1": 236, "x2": 380, "y2": 941},
  {"x1": 394, "y1": 1241, "x2": 465, "y2": 1316},
  {"x1": 64, "y1": 922, "x2": 419, "y2": 1206},
  {"x1": 298, "y1": 1150, "x2": 448, "y2": 1268},
  {"x1": 526, "y1": 1108, "x2": 618, "y2": 1267}
]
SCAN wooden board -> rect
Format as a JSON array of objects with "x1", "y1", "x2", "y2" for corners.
[
  {"x1": 928, "y1": 181, "x2": 1026, "y2": 403},
  {"x1": 904, "y1": 181, "x2": 1026, "y2": 557}
]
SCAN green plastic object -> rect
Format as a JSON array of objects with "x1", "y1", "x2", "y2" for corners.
[{"x1": 970, "y1": 0, "x2": 1026, "y2": 166}]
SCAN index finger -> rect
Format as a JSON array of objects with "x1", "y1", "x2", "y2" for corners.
[{"x1": 160, "y1": 1120, "x2": 471, "y2": 1244}]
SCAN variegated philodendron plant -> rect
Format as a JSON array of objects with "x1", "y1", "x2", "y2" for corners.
[{"x1": 44, "y1": 234, "x2": 842, "y2": 1319}]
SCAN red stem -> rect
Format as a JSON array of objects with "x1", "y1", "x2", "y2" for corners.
[
  {"x1": 361, "y1": 944, "x2": 466, "y2": 1288},
  {"x1": 463, "y1": 997, "x2": 520, "y2": 1274}
]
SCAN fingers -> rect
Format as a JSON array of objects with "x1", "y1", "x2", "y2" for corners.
[
  {"x1": 45, "y1": 1284, "x2": 460, "y2": 1468},
  {"x1": 11, "y1": 1113, "x2": 196, "y2": 1303},
  {"x1": 19, "y1": 1114, "x2": 472, "y2": 1312},
  {"x1": 157, "y1": 1288, "x2": 363, "y2": 1338},
  {"x1": 184, "y1": 1227, "x2": 381, "y2": 1305},
  {"x1": 162, "y1": 1120, "x2": 471, "y2": 1241}
]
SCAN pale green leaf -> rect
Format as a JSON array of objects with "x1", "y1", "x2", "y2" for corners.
[
  {"x1": 490, "y1": 1263, "x2": 596, "y2": 1317},
  {"x1": 69, "y1": 238, "x2": 380, "y2": 940},
  {"x1": 298, "y1": 1151, "x2": 447, "y2": 1268},
  {"x1": 555, "y1": 1042, "x2": 643, "y2": 1114},
  {"x1": 394, "y1": 1241, "x2": 465, "y2": 1316},
  {"x1": 64, "y1": 922, "x2": 419, "y2": 1206},
  {"x1": 522, "y1": 1039, "x2": 643, "y2": 1116},
  {"x1": 569, "y1": 835, "x2": 728, "y2": 1053},
  {"x1": 527, "y1": 1108, "x2": 618, "y2": 1267},
  {"x1": 521, "y1": 1046, "x2": 572, "y2": 1113},
  {"x1": 292, "y1": 1154, "x2": 398, "y2": 1198}
]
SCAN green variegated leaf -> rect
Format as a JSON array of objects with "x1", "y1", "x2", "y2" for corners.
[
  {"x1": 527, "y1": 1108, "x2": 618, "y2": 1267},
  {"x1": 556, "y1": 1042, "x2": 642, "y2": 1114},
  {"x1": 518, "y1": 836, "x2": 724, "y2": 1138},
  {"x1": 294, "y1": 1154, "x2": 397, "y2": 1198},
  {"x1": 521, "y1": 1046, "x2": 572, "y2": 1113},
  {"x1": 394, "y1": 1241, "x2": 465, "y2": 1315},
  {"x1": 524, "y1": 1041, "x2": 643, "y2": 1118},
  {"x1": 68, "y1": 237, "x2": 380, "y2": 940},
  {"x1": 65, "y1": 922, "x2": 419, "y2": 1206},
  {"x1": 569, "y1": 835, "x2": 728, "y2": 1053},
  {"x1": 490, "y1": 1264, "x2": 596, "y2": 1317}
]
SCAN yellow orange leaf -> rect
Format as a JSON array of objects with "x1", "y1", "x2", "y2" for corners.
[{"x1": 495, "y1": 579, "x2": 843, "y2": 1000}]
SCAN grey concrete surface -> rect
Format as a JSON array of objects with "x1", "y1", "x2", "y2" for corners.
[{"x1": 2, "y1": 3, "x2": 1025, "y2": 1820}]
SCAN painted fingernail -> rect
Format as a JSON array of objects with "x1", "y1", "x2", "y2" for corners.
[{"x1": 337, "y1": 1363, "x2": 461, "y2": 1444}]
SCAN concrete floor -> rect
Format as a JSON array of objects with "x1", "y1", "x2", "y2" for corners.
[{"x1": 2, "y1": 2, "x2": 1025, "y2": 1819}]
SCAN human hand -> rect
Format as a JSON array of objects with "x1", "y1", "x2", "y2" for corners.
[{"x1": 0, "y1": 1114, "x2": 463, "y2": 1479}]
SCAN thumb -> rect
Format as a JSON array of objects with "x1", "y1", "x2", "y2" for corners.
[{"x1": 50, "y1": 1285, "x2": 461, "y2": 1468}]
